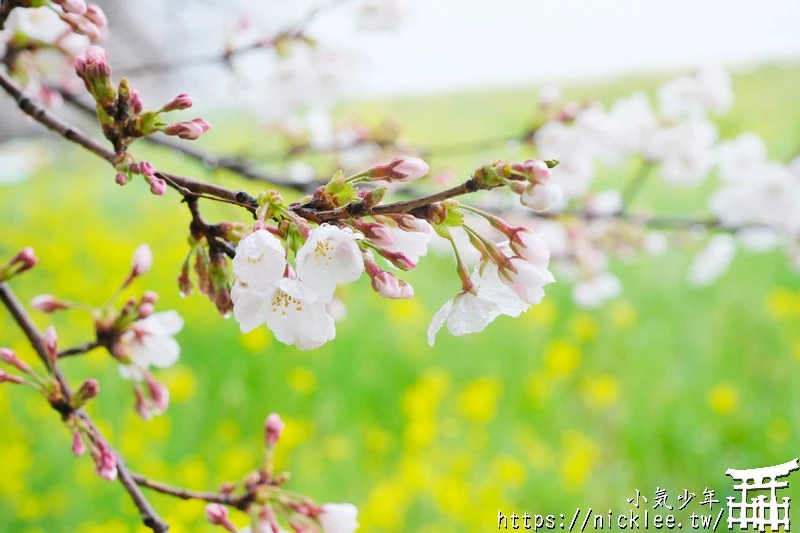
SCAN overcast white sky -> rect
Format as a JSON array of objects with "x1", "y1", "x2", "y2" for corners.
[{"x1": 310, "y1": 0, "x2": 800, "y2": 98}]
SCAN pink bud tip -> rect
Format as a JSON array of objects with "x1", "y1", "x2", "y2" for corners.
[
  {"x1": 71, "y1": 432, "x2": 86, "y2": 456},
  {"x1": 141, "y1": 291, "x2": 159, "y2": 304},
  {"x1": 205, "y1": 504, "x2": 236, "y2": 531},
  {"x1": 43, "y1": 326, "x2": 58, "y2": 356},
  {"x1": 84, "y1": 45, "x2": 109, "y2": 64},
  {"x1": 138, "y1": 302, "x2": 154, "y2": 318},
  {"x1": 192, "y1": 118, "x2": 212, "y2": 132},
  {"x1": 131, "y1": 244, "x2": 153, "y2": 277},
  {"x1": 265, "y1": 413, "x2": 285, "y2": 448},
  {"x1": 145, "y1": 374, "x2": 170, "y2": 414},
  {"x1": 163, "y1": 93, "x2": 193, "y2": 112},
  {"x1": 115, "y1": 172, "x2": 128, "y2": 186},
  {"x1": 85, "y1": 4, "x2": 108, "y2": 29},
  {"x1": 376, "y1": 157, "x2": 429, "y2": 182},
  {"x1": 77, "y1": 378, "x2": 100, "y2": 401},
  {"x1": 523, "y1": 159, "x2": 551, "y2": 183},
  {"x1": 138, "y1": 161, "x2": 155, "y2": 177},
  {"x1": 0, "y1": 369, "x2": 24, "y2": 384},
  {"x1": 0, "y1": 348, "x2": 31, "y2": 373},
  {"x1": 55, "y1": 0, "x2": 88, "y2": 15},
  {"x1": 149, "y1": 177, "x2": 167, "y2": 196},
  {"x1": 129, "y1": 89, "x2": 143, "y2": 115},
  {"x1": 13, "y1": 247, "x2": 38, "y2": 271},
  {"x1": 31, "y1": 294, "x2": 68, "y2": 313}
]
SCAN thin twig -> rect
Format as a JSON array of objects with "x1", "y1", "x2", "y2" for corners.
[
  {"x1": 131, "y1": 474, "x2": 247, "y2": 507},
  {"x1": 58, "y1": 340, "x2": 102, "y2": 358},
  {"x1": 0, "y1": 282, "x2": 169, "y2": 533}
]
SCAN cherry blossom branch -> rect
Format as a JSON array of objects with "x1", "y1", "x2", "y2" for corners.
[
  {"x1": 131, "y1": 473, "x2": 249, "y2": 507},
  {"x1": 0, "y1": 282, "x2": 169, "y2": 533},
  {"x1": 121, "y1": 0, "x2": 352, "y2": 77},
  {"x1": 58, "y1": 89, "x2": 313, "y2": 192},
  {"x1": 58, "y1": 339, "x2": 102, "y2": 358},
  {"x1": 0, "y1": 65, "x2": 772, "y2": 239}
]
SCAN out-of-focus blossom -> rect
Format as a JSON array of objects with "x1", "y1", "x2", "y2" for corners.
[
  {"x1": 118, "y1": 311, "x2": 183, "y2": 381},
  {"x1": 572, "y1": 273, "x2": 622, "y2": 309},
  {"x1": 687, "y1": 234, "x2": 736, "y2": 287}
]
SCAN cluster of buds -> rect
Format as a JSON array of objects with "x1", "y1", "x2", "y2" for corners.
[
  {"x1": 191, "y1": 245, "x2": 234, "y2": 317},
  {"x1": 73, "y1": 45, "x2": 211, "y2": 179},
  {"x1": 0, "y1": 247, "x2": 37, "y2": 282},
  {"x1": 68, "y1": 417, "x2": 116, "y2": 480},
  {"x1": 0, "y1": 348, "x2": 32, "y2": 386},
  {"x1": 204, "y1": 413, "x2": 359, "y2": 533},
  {"x1": 48, "y1": 0, "x2": 107, "y2": 41},
  {"x1": 27, "y1": 245, "x2": 181, "y2": 420},
  {"x1": 116, "y1": 160, "x2": 167, "y2": 195},
  {"x1": 220, "y1": 158, "x2": 560, "y2": 349},
  {"x1": 475, "y1": 158, "x2": 563, "y2": 212},
  {"x1": 179, "y1": 222, "x2": 248, "y2": 316}
]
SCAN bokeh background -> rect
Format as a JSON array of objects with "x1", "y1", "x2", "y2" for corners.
[{"x1": 2, "y1": 1, "x2": 800, "y2": 532}]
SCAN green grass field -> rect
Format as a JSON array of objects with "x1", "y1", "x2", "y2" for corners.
[{"x1": 1, "y1": 62, "x2": 800, "y2": 532}]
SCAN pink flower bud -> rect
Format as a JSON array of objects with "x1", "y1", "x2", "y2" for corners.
[
  {"x1": 137, "y1": 161, "x2": 155, "y2": 177},
  {"x1": 371, "y1": 157, "x2": 429, "y2": 182},
  {"x1": 162, "y1": 93, "x2": 193, "y2": 112},
  {"x1": 141, "y1": 291, "x2": 159, "y2": 304},
  {"x1": 74, "y1": 56, "x2": 87, "y2": 78},
  {"x1": 75, "y1": 378, "x2": 100, "y2": 403},
  {"x1": 148, "y1": 177, "x2": 167, "y2": 196},
  {"x1": 131, "y1": 244, "x2": 153, "y2": 277},
  {"x1": 370, "y1": 270, "x2": 414, "y2": 299},
  {"x1": 115, "y1": 172, "x2": 128, "y2": 186},
  {"x1": 523, "y1": 159, "x2": 551, "y2": 183},
  {"x1": 163, "y1": 118, "x2": 211, "y2": 140},
  {"x1": 11, "y1": 246, "x2": 38, "y2": 274},
  {"x1": 378, "y1": 249, "x2": 416, "y2": 271},
  {"x1": 0, "y1": 348, "x2": 31, "y2": 373},
  {"x1": 265, "y1": 413, "x2": 285, "y2": 448},
  {"x1": 133, "y1": 386, "x2": 152, "y2": 421},
  {"x1": 205, "y1": 504, "x2": 237, "y2": 532},
  {"x1": 31, "y1": 294, "x2": 69, "y2": 313},
  {"x1": 85, "y1": 4, "x2": 108, "y2": 29},
  {"x1": 54, "y1": 0, "x2": 88, "y2": 15},
  {"x1": 43, "y1": 326, "x2": 58, "y2": 361},
  {"x1": 84, "y1": 45, "x2": 108, "y2": 64},
  {"x1": 394, "y1": 214, "x2": 430, "y2": 233},
  {"x1": 92, "y1": 441, "x2": 117, "y2": 481},
  {"x1": 71, "y1": 432, "x2": 85, "y2": 456},
  {"x1": 354, "y1": 220, "x2": 394, "y2": 246},
  {"x1": 129, "y1": 89, "x2": 143, "y2": 115},
  {"x1": 145, "y1": 374, "x2": 169, "y2": 414},
  {"x1": 138, "y1": 302, "x2": 154, "y2": 318},
  {"x1": 0, "y1": 369, "x2": 24, "y2": 385}
]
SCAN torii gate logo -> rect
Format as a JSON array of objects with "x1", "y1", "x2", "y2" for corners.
[{"x1": 726, "y1": 458, "x2": 800, "y2": 532}]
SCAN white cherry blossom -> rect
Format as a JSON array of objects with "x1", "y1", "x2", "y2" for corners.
[
  {"x1": 520, "y1": 181, "x2": 564, "y2": 212},
  {"x1": 232, "y1": 230, "x2": 287, "y2": 287},
  {"x1": 319, "y1": 503, "x2": 360, "y2": 533},
  {"x1": 383, "y1": 221, "x2": 433, "y2": 264},
  {"x1": 572, "y1": 274, "x2": 622, "y2": 309},
  {"x1": 118, "y1": 311, "x2": 184, "y2": 381},
  {"x1": 499, "y1": 257, "x2": 555, "y2": 305},
  {"x1": 296, "y1": 225, "x2": 363, "y2": 302},
  {"x1": 264, "y1": 278, "x2": 335, "y2": 350}
]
